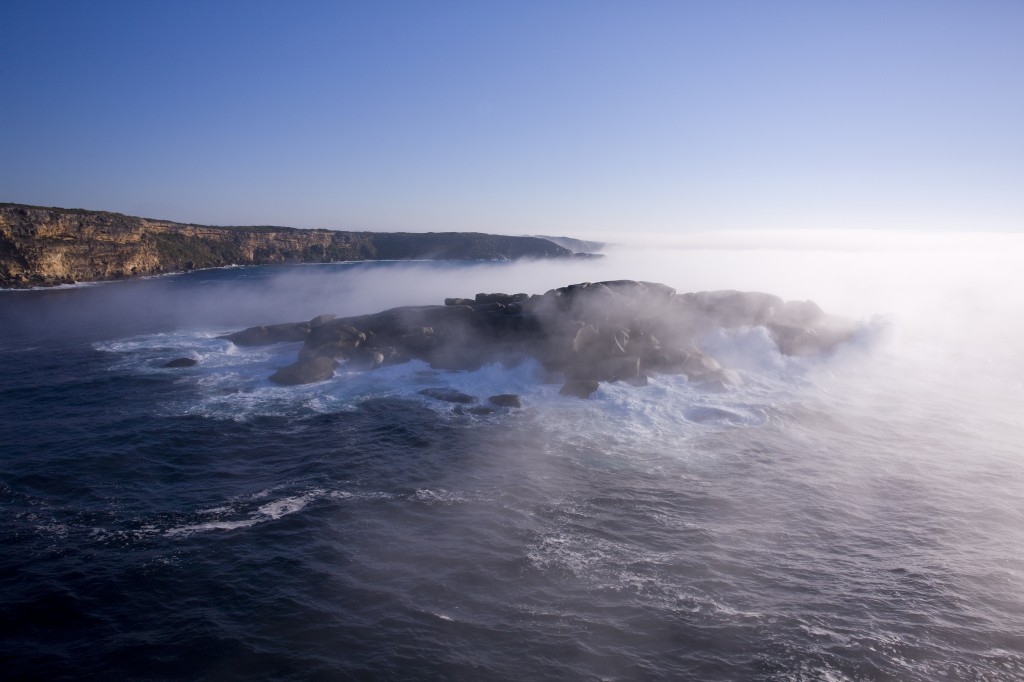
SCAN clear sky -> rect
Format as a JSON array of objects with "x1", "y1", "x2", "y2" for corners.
[{"x1": 2, "y1": 0, "x2": 1022, "y2": 235}]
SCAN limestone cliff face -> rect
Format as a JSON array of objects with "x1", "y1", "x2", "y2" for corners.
[{"x1": 0, "y1": 204, "x2": 573, "y2": 288}]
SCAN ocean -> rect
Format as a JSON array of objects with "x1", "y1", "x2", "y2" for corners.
[{"x1": 2, "y1": 241, "x2": 1023, "y2": 680}]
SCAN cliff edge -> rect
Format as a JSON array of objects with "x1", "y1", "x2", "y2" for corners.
[{"x1": 0, "y1": 204, "x2": 577, "y2": 288}]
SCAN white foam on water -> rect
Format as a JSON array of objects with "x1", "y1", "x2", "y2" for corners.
[
  {"x1": 699, "y1": 325, "x2": 790, "y2": 373},
  {"x1": 95, "y1": 321, "x2": 877, "y2": 452},
  {"x1": 95, "y1": 331, "x2": 268, "y2": 376},
  {"x1": 164, "y1": 488, "x2": 326, "y2": 537},
  {"x1": 151, "y1": 487, "x2": 411, "y2": 539},
  {"x1": 526, "y1": 523, "x2": 765, "y2": 623},
  {"x1": 0, "y1": 280, "x2": 109, "y2": 293},
  {"x1": 411, "y1": 488, "x2": 472, "y2": 505}
]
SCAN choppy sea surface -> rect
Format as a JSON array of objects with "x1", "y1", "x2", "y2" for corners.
[{"x1": 2, "y1": 248, "x2": 1023, "y2": 680}]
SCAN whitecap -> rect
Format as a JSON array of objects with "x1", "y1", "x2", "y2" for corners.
[
  {"x1": 93, "y1": 321, "x2": 871, "y2": 443},
  {"x1": 683, "y1": 405, "x2": 766, "y2": 426},
  {"x1": 164, "y1": 489, "x2": 324, "y2": 537},
  {"x1": 411, "y1": 488, "x2": 469, "y2": 505}
]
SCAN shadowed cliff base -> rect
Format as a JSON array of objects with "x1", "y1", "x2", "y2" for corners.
[
  {"x1": 218, "y1": 280, "x2": 859, "y2": 397},
  {"x1": 0, "y1": 203, "x2": 597, "y2": 289}
]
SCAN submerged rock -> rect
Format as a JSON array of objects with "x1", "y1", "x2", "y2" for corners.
[
  {"x1": 224, "y1": 280, "x2": 860, "y2": 395},
  {"x1": 163, "y1": 357, "x2": 198, "y2": 368},
  {"x1": 456, "y1": 405, "x2": 496, "y2": 416},
  {"x1": 418, "y1": 388, "x2": 478, "y2": 404},
  {"x1": 488, "y1": 394, "x2": 523, "y2": 408}
]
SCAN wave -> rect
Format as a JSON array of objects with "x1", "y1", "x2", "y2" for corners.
[
  {"x1": 93, "y1": 320, "x2": 887, "y2": 429},
  {"x1": 163, "y1": 488, "x2": 327, "y2": 537},
  {"x1": 0, "y1": 280, "x2": 111, "y2": 293}
]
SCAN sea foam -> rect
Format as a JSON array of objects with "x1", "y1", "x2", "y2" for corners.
[{"x1": 94, "y1": 322, "x2": 860, "y2": 436}]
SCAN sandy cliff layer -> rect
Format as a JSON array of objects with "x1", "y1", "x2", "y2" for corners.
[{"x1": 0, "y1": 204, "x2": 574, "y2": 288}]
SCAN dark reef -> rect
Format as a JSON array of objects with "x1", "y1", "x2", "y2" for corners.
[{"x1": 221, "y1": 280, "x2": 859, "y2": 397}]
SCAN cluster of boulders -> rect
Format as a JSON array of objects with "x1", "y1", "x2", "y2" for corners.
[
  {"x1": 215, "y1": 280, "x2": 859, "y2": 398},
  {"x1": 415, "y1": 389, "x2": 523, "y2": 414}
]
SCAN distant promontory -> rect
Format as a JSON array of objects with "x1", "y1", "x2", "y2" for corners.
[{"x1": 0, "y1": 203, "x2": 595, "y2": 289}]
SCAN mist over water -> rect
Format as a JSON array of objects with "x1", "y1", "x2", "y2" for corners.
[{"x1": 2, "y1": 231, "x2": 1023, "y2": 680}]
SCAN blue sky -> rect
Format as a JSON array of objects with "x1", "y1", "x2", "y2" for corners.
[{"x1": 2, "y1": 0, "x2": 1022, "y2": 234}]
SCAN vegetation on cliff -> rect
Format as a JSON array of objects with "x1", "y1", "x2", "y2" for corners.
[{"x1": 0, "y1": 203, "x2": 578, "y2": 288}]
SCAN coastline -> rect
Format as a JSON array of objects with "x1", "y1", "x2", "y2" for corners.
[
  {"x1": 1, "y1": 203, "x2": 595, "y2": 290},
  {"x1": 0, "y1": 257, "x2": 592, "y2": 292}
]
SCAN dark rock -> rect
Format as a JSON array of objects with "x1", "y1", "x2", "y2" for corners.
[
  {"x1": 572, "y1": 324, "x2": 600, "y2": 354},
  {"x1": 769, "y1": 320, "x2": 857, "y2": 356},
  {"x1": 221, "y1": 322, "x2": 311, "y2": 346},
  {"x1": 593, "y1": 356, "x2": 641, "y2": 382},
  {"x1": 351, "y1": 304, "x2": 475, "y2": 340},
  {"x1": 349, "y1": 349, "x2": 385, "y2": 371},
  {"x1": 642, "y1": 346, "x2": 693, "y2": 374},
  {"x1": 470, "y1": 301, "x2": 508, "y2": 314},
  {"x1": 163, "y1": 357, "x2": 198, "y2": 368},
  {"x1": 269, "y1": 356, "x2": 339, "y2": 385},
  {"x1": 679, "y1": 348, "x2": 724, "y2": 381},
  {"x1": 418, "y1": 388, "x2": 478, "y2": 404},
  {"x1": 306, "y1": 321, "x2": 365, "y2": 349},
  {"x1": 624, "y1": 374, "x2": 649, "y2": 387},
  {"x1": 489, "y1": 394, "x2": 523, "y2": 408},
  {"x1": 222, "y1": 279, "x2": 859, "y2": 388},
  {"x1": 628, "y1": 329, "x2": 661, "y2": 358},
  {"x1": 303, "y1": 322, "x2": 366, "y2": 360},
  {"x1": 540, "y1": 369, "x2": 564, "y2": 384},
  {"x1": 475, "y1": 292, "x2": 529, "y2": 305},
  {"x1": 559, "y1": 379, "x2": 600, "y2": 399}
]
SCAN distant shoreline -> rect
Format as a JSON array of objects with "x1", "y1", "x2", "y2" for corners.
[
  {"x1": 0, "y1": 258, "x2": 585, "y2": 293},
  {"x1": 0, "y1": 203, "x2": 598, "y2": 290}
]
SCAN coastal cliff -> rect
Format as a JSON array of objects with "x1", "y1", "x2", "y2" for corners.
[{"x1": 0, "y1": 204, "x2": 577, "y2": 289}]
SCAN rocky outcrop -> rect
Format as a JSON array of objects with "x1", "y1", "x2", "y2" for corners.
[
  {"x1": 488, "y1": 394, "x2": 523, "y2": 408},
  {"x1": 222, "y1": 280, "x2": 860, "y2": 396},
  {"x1": 418, "y1": 388, "x2": 478, "y2": 404},
  {"x1": 0, "y1": 203, "x2": 581, "y2": 288}
]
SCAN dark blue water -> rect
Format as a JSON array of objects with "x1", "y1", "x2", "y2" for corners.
[{"x1": 3, "y1": 261, "x2": 1023, "y2": 680}]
